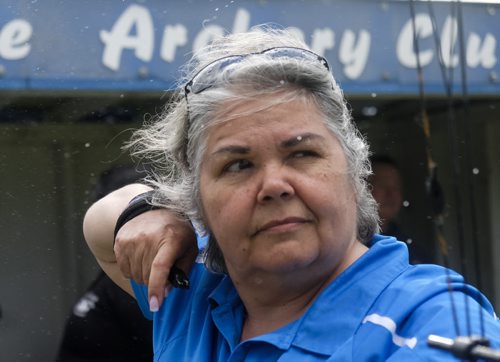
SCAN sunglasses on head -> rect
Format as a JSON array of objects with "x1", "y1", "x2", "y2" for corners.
[{"x1": 183, "y1": 46, "x2": 330, "y2": 96}]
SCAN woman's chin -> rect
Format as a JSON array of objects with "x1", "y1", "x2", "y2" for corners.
[{"x1": 250, "y1": 250, "x2": 318, "y2": 275}]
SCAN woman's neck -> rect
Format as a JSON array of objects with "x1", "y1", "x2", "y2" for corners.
[
  {"x1": 235, "y1": 241, "x2": 368, "y2": 341},
  {"x1": 238, "y1": 276, "x2": 324, "y2": 341}
]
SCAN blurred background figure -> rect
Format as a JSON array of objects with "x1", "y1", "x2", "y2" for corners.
[
  {"x1": 56, "y1": 165, "x2": 153, "y2": 362},
  {"x1": 369, "y1": 155, "x2": 432, "y2": 264}
]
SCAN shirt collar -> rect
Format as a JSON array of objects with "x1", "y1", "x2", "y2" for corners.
[
  {"x1": 290, "y1": 235, "x2": 409, "y2": 355},
  {"x1": 207, "y1": 235, "x2": 409, "y2": 355},
  {"x1": 208, "y1": 274, "x2": 243, "y2": 350}
]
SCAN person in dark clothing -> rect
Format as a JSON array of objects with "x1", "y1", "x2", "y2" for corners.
[
  {"x1": 56, "y1": 165, "x2": 153, "y2": 362},
  {"x1": 369, "y1": 155, "x2": 432, "y2": 264}
]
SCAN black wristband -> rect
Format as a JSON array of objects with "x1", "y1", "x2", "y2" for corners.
[
  {"x1": 113, "y1": 190, "x2": 189, "y2": 289},
  {"x1": 113, "y1": 190, "x2": 160, "y2": 241}
]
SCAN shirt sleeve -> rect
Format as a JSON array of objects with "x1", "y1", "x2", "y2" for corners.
[
  {"x1": 129, "y1": 262, "x2": 215, "y2": 321},
  {"x1": 130, "y1": 279, "x2": 154, "y2": 320},
  {"x1": 387, "y1": 293, "x2": 499, "y2": 361},
  {"x1": 354, "y1": 265, "x2": 500, "y2": 361}
]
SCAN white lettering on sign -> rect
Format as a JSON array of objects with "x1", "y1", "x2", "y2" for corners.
[
  {"x1": 161, "y1": 24, "x2": 188, "y2": 63},
  {"x1": 100, "y1": 4, "x2": 154, "y2": 71},
  {"x1": 440, "y1": 15, "x2": 459, "y2": 68},
  {"x1": 339, "y1": 29, "x2": 371, "y2": 79},
  {"x1": 311, "y1": 28, "x2": 335, "y2": 56},
  {"x1": 0, "y1": 3, "x2": 497, "y2": 85},
  {"x1": 0, "y1": 19, "x2": 32, "y2": 60},
  {"x1": 232, "y1": 8, "x2": 250, "y2": 34},
  {"x1": 397, "y1": 13, "x2": 497, "y2": 70},
  {"x1": 97, "y1": 4, "x2": 497, "y2": 80},
  {"x1": 397, "y1": 13, "x2": 434, "y2": 68},
  {"x1": 467, "y1": 33, "x2": 497, "y2": 69}
]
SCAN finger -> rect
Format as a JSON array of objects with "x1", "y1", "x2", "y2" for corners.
[
  {"x1": 120, "y1": 257, "x2": 133, "y2": 281},
  {"x1": 148, "y1": 244, "x2": 176, "y2": 311},
  {"x1": 114, "y1": 237, "x2": 132, "y2": 279},
  {"x1": 129, "y1": 243, "x2": 145, "y2": 284},
  {"x1": 141, "y1": 245, "x2": 153, "y2": 285},
  {"x1": 164, "y1": 284, "x2": 173, "y2": 299}
]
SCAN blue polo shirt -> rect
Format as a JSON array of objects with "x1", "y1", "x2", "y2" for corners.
[{"x1": 131, "y1": 235, "x2": 500, "y2": 361}]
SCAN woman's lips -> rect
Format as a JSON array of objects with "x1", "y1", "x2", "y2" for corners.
[{"x1": 256, "y1": 217, "x2": 309, "y2": 234}]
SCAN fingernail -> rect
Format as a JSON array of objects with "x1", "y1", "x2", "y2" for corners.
[
  {"x1": 149, "y1": 296, "x2": 159, "y2": 312},
  {"x1": 165, "y1": 285, "x2": 173, "y2": 298}
]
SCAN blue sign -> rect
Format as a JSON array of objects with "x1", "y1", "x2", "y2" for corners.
[{"x1": 0, "y1": 0, "x2": 499, "y2": 95}]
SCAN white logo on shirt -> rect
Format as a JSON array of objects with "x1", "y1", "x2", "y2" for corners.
[{"x1": 363, "y1": 313, "x2": 418, "y2": 349}]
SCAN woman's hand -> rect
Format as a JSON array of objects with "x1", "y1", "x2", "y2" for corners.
[
  {"x1": 114, "y1": 208, "x2": 198, "y2": 311},
  {"x1": 84, "y1": 183, "x2": 198, "y2": 311}
]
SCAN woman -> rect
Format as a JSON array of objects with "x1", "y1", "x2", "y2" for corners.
[{"x1": 84, "y1": 26, "x2": 499, "y2": 361}]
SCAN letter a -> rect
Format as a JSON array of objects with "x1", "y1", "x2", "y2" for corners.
[{"x1": 100, "y1": 4, "x2": 154, "y2": 71}]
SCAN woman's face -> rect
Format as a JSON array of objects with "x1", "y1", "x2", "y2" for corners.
[{"x1": 199, "y1": 97, "x2": 359, "y2": 280}]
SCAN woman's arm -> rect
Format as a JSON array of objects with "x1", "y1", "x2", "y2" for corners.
[
  {"x1": 83, "y1": 183, "x2": 152, "y2": 295},
  {"x1": 83, "y1": 183, "x2": 198, "y2": 310}
]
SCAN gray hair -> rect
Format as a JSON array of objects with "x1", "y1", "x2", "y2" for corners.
[{"x1": 128, "y1": 25, "x2": 379, "y2": 274}]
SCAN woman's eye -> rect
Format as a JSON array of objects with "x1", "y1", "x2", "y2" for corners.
[
  {"x1": 292, "y1": 150, "x2": 319, "y2": 158},
  {"x1": 224, "y1": 159, "x2": 252, "y2": 173}
]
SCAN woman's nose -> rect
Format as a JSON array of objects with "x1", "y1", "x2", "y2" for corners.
[{"x1": 257, "y1": 166, "x2": 295, "y2": 203}]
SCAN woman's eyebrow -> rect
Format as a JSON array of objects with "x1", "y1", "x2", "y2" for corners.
[
  {"x1": 281, "y1": 133, "x2": 326, "y2": 148},
  {"x1": 211, "y1": 133, "x2": 326, "y2": 156},
  {"x1": 211, "y1": 145, "x2": 250, "y2": 157}
]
